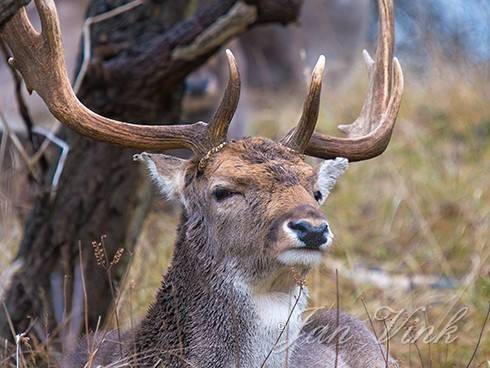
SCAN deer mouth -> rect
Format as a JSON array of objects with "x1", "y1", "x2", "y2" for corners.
[
  {"x1": 284, "y1": 238, "x2": 333, "y2": 253},
  {"x1": 277, "y1": 247, "x2": 327, "y2": 266},
  {"x1": 292, "y1": 245, "x2": 327, "y2": 251}
]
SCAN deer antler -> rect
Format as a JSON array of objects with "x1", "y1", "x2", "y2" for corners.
[
  {"x1": 0, "y1": 0, "x2": 240, "y2": 156},
  {"x1": 282, "y1": 0, "x2": 404, "y2": 162},
  {"x1": 208, "y1": 50, "x2": 241, "y2": 148},
  {"x1": 280, "y1": 55, "x2": 325, "y2": 152}
]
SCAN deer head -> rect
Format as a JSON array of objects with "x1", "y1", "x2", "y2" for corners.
[
  {"x1": 135, "y1": 139, "x2": 348, "y2": 275},
  {"x1": 1, "y1": 0, "x2": 403, "y2": 276}
]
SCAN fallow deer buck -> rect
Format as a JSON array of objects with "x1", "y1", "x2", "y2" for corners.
[{"x1": 2, "y1": 0, "x2": 403, "y2": 366}]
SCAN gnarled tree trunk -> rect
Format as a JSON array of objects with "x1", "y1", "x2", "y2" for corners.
[{"x1": 0, "y1": 0, "x2": 302, "y2": 350}]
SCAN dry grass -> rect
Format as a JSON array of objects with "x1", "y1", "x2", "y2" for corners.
[{"x1": 1, "y1": 59, "x2": 489, "y2": 366}]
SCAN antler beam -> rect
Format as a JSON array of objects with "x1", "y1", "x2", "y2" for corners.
[{"x1": 0, "y1": 0, "x2": 242, "y2": 156}]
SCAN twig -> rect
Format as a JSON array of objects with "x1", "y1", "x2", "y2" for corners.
[
  {"x1": 414, "y1": 341, "x2": 426, "y2": 368},
  {"x1": 443, "y1": 342, "x2": 449, "y2": 367},
  {"x1": 360, "y1": 296, "x2": 386, "y2": 363},
  {"x1": 0, "y1": 108, "x2": 70, "y2": 192},
  {"x1": 465, "y1": 301, "x2": 490, "y2": 368},
  {"x1": 424, "y1": 308, "x2": 432, "y2": 368},
  {"x1": 61, "y1": 274, "x2": 69, "y2": 354},
  {"x1": 15, "y1": 332, "x2": 27, "y2": 368},
  {"x1": 382, "y1": 319, "x2": 390, "y2": 368},
  {"x1": 0, "y1": 108, "x2": 38, "y2": 180},
  {"x1": 92, "y1": 236, "x2": 125, "y2": 359},
  {"x1": 128, "y1": 280, "x2": 136, "y2": 358},
  {"x1": 0, "y1": 40, "x2": 36, "y2": 148},
  {"x1": 1, "y1": 301, "x2": 17, "y2": 343},
  {"x1": 74, "y1": 0, "x2": 144, "y2": 93},
  {"x1": 408, "y1": 341, "x2": 412, "y2": 368},
  {"x1": 32, "y1": 126, "x2": 70, "y2": 193},
  {"x1": 334, "y1": 269, "x2": 340, "y2": 368},
  {"x1": 2, "y1": 302, "x2": 30, "y2": 368},
  {"x1": 0, "y1": 127, "x2": 7, "y2": 175},
  {"x1": 106, "y1": 263, "x2": 124, "y2": 360},
  {"x1": 77, "y1": 243, "x2": 89, "y2": 347}
]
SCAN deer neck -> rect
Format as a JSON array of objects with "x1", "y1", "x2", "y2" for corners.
[
  {"x1": 248, "y1": 267, "x2": 309, "y2": 367},
  {"x1": 134, "y1": 214, "x2": 309, "y2": 367}
]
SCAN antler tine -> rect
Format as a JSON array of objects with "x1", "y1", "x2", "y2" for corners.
[
  {"x1": 2, "y1": 2, "x2": 48, "y2": 94},
  {"x1": 338, "y1": 0, "x2": 394, "y2": 136},
  {"x1": 303, "y1": 0, "x2": 404, "y2": 162},
  {"x1": 207, "y1": 49, "x2": 241, "y2": 147},
  {"x1": 280, "y1": 55, "x2": 325, "y2": 152},
  {"x1": 35, "y1": 0, "x2": 61, "y2": 48},
  {"x1": 306, "y1": 55, "x2": 403, "y2": 161},
  {"x1": 0, "y1": 0, "x2": 236, "y2": 156}
]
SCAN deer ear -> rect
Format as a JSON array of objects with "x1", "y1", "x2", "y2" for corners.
[
  {"x1": 134, "y1": 152, "x2": 187, "y2": 200},
  {"x1": 316, "y1": 157, "x2": 349, "y2": 204}
]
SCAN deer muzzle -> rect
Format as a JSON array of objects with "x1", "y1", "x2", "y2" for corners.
[{"x1": 272, "y1": 204, "x2": 333, "y2": 266}]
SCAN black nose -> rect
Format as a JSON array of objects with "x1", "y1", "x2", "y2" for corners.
[{"x1": 287, "y1": 220, "x2": 329, "y2": 248}]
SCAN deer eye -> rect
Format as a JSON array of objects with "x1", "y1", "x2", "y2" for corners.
[
  {"x1": 314, "y1": 190, "x2": 323, "y2": 202},
  {"x1": 212, "y1": 187, "x2": 239, "y2": 202}
]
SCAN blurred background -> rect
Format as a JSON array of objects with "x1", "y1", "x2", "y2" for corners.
[{"x1": 0, "y1": 0, "x2": 489, "y2": 366}]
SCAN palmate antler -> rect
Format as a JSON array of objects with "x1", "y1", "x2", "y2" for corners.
[
  {"x1": 0, "y1": 0, "x2": 239, "y2": 156},
  {"x1": 1, "y1": 0, "x2": 403, "y2": 162},
  {"x1": 282, "y1": 0, "x2": 404, "y2": 161}
]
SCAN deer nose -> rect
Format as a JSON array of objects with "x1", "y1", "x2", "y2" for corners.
[{"x1": 287, "y1": 220, "x2": 330, "y2": 248}]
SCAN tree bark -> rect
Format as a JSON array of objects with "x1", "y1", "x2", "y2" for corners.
[
  {"x1": 0, "y1": 0, "x2": 302, "y2": 346},
  {"x1": 0, "y1": 0, "x2": 29, "y2": 28}
]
